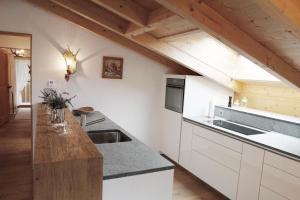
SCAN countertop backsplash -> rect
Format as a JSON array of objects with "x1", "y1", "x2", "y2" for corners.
[{"x1": 214, "y1": 106, "x2": 300, "y2": 138}]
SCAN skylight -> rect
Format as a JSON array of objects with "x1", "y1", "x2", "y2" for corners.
[{"x1": 164, "y1": 31, "x2": 280, "y2": 83}]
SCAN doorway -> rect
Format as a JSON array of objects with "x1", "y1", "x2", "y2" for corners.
[
  {"x1": 0, "y1": 32, "x2": 32, "y2": 122},
  {"x1": 0, "y1": 31, "x2": 33, "y2": 199}
]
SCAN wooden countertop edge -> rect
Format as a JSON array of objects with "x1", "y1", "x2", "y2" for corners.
[{"x1": 34, "y1": 103, "x2": 103, "y2": 164}]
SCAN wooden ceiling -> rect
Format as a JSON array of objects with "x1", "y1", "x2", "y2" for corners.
[{"x1": 27, "y1": 0, "x2": 300, "y2": 90}]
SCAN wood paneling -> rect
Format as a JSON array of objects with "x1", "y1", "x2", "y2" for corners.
[
  {"x1": 155, "y1": 0, "x2": 300, "y2": 89},
  {"x1": 132, "y1": 0, "x2": 161, "y2": 11},
  {"x1": 33, "y1": 104, "x2": 103, "y2": 200},
  {"x1": 150, "y1": 18, "x2": 198, "y2": 39},
  {"x1": 205, "y1": 0, "x2": 300, "y2": 71},
  {"x1": 51, "y1": 0, "x2": 130, "y2": 34},
  {"x1": 132, "y1": 33, "x2": 238, "y2": 90},
  {"x1": 235, "y1": 83, "x2": 300, "y2": 117},
  {"x1": 91, "y1": 0, "x2": 148, "y2": 26},
  {"x1": 0, "y1": 50, "x2": 9, "y2": 126},
  {"x1": 27, "y1": 0, "x2": 193, "y2": 75},
  {"x1": 126, "y1": 7, "x2": 182, "y2": 37}
]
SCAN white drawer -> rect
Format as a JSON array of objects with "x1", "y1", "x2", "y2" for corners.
[
  {"x1": 190, "y1": 150, "x2": 239, "y2": 200},
  {"x1": 259, "y1": 186, "x2": 288, "y2": 200},
  {"x1": 191, "y1": 134, "x2": 241, "y2": 172},
  {"x1": 237, "y1": 143, "x2": 264, "y2": 200},
  {"x1": 193, "y1": 125, "x2": 242, "y2": 153},
  {"x1": 264, "y1": 151, "x2": 300, "y2": 178},
  {"x1": 261, "y1": 164, "x2": 300, "y2": 200},
  {"x1": 179, "y1": 121, "x2": 193, "y2": 170}
]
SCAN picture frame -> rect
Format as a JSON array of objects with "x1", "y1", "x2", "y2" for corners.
[{"x1": 102, "y1": 56, "x2": 123, "y2": 79}]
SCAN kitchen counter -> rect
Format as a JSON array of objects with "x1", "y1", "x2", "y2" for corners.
[
  {"x1": 75, "y1": 111, "x2": 174, "y2": 180},
  {"x1": 33, "y1": 104, "x2": 102, "y2": 200},
  {"x1": 184, "y1": 116, "x2": 300, "y2": 161}
]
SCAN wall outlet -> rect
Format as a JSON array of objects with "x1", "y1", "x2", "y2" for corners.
[
  {"x1": 219, "y1": 110, "x2": 224, "y2": 116},
  {"x1": 47, "y1": 80, "x2": 54, "y2": 87}
]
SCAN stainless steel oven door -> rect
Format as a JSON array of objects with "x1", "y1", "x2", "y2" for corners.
[{"x1": 165, "y1": 86, "x2": 184, "y2": 113}]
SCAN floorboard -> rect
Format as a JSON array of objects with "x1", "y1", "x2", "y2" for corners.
[
  {"x1": 173, "y1": 166, "x2": 228, "y2": 200},
  {"x1": 0, "y1": 116, "x2": 32, "y2": 200}
]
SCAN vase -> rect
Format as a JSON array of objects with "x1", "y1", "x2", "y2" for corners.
[
  {"x1": 50, "y1": 108, "x2": 66, "y2": 131},
  {"x1": 56, "y1": 108, "x2": 65, "y2": 125}
]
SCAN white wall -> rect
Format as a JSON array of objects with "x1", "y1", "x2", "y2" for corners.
[
  {"x1": 0, "y1": 0, "x2": 175, "y2": 150},
  {"x1": 183, "y1": 76, "x2": 233, "y2": 117}
]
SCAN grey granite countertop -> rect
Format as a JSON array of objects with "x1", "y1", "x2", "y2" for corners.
[
  {"x1": 75, "y1": 111, "x2": 174, "y2": 180},
  {"x1": 184, "y1": 116, "x2": 300, "y2": 161}
]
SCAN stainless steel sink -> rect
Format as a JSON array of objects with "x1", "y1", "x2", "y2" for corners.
[
  {"x1": 212, "y1": 120, "x2": 267, "y2": 135},
  {"x1": 87, "y1": 130, "x2": 132, "y2": 144}
]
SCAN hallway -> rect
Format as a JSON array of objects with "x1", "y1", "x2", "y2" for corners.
[{"x1": 0, "y1": 114, "x2": 32, "y2": 200}]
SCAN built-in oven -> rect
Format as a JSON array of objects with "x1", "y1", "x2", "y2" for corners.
[{"x1": 165, "y1": 78, "x2": 185, "y2": 113}]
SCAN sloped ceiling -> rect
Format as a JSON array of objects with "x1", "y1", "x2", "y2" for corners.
[{"x1": 26, "y1": 0, "x2": 300, "y2": 90}]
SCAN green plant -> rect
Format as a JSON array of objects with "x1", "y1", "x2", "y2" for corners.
[
  {"x1": 40, "y1": 88, "x2": 76, "y2": 109},
  {"x1": 39, "y1": 88, "x2": 57, "y2": 103}
]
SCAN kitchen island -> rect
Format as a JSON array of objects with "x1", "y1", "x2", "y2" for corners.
[
  {"x1": 33, "y1": 104, "x2": 103, "y2": 200},
  {"x1": 75, "y1": 111, "x2": 174, "y2": 200}
]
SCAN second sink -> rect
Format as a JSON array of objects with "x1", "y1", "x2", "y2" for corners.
[
  {"x1": 87, "y1": 130, "x2": 132, "y2": 144},
  {"x1": 212, "y1": 120, "x2": 267, "y2": 135}
]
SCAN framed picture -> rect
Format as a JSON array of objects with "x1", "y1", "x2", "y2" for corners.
[{"x1": 102, "y1": 56, "x2": 123, "y2": 79}]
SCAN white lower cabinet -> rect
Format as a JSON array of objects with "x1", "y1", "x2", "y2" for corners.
[
  {"x1": 237, "y1": 143, "x2": 264, "y2": 200},
  {"x1": 179, "y1": 121, "x2": 193, "y2": 170},
  {"x1": 190, "y1": 151, "x2": 239, "y2": 199},
  {"x1": 179, "y1": 120, "x2": 300, "y2": 200},
  {"x1": 180, "y1": 121, "x2": 241, "y2": 199},
  {"x1": 261, "y1": 152, "x2": 300, "y2": 200},
  {"x1": 259, "y1": 186, "x2": 288, "y2": 200},
  {"x1": 161, "y1": 109, "x2": 182, "y2": 162},
  {"x1": 103, "y1": 170, "x2": 174, "y2": 200}
]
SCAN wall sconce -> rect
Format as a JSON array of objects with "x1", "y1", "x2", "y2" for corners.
[{"x1": 63, "y1": 46, "x2": 80, "y2": 81}]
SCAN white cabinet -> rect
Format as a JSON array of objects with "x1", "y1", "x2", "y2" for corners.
[
  {"x1": 259, "y1": 186, "x2": 288, "y2": 200},
  {"x1": 190, "y1": 151, "x2": 240, "y2": 199},
  {"x1": 261, "y1": 152, "x2": 300, "y2": 200},
  {"x1": 237, "y1": 143, "x2": 264, "y2": 200},
  {"x1": 103, "y1": 170, "x2": 174, "y2": 200},
  {"x1": 161, "y1": 108, "x2": 182, "y2": 162},
  {"x1": 180, "y1": 121, "x2": 242, "y2": 199},
  {"x1": 179, "y1": 121, "x2": 193, "y2": 170},
  {"x1": 180, "y1": 120, "x2": 300, "y2": 200}
]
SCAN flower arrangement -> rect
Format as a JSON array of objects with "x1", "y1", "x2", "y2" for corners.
[
  {"x1": 40, "y1": 88, "x2": 76, "y2": 109},
  {"x1": 40, "y1": 88, "x2": 76, "y2": 128}
]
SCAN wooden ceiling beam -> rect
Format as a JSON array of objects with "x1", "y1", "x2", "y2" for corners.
[
  {"x1": 50, "y1": 0, "x2": 130, "y2": 34},
  {"x1": 46, "y1": 0, "x2": 236, "y2": 89},
  {"x1": 131, "y1": 33, "x2": 239, "y2": 90},
  {"x1": 90, "y1": 0, "x2": 148, "y2": 27},
  {"x1": 26, "y1": 0, "x2": 194, "y2": 75},
  {"x1": 125, "y1": 7, "x2": 181, "y2": 36},
  {"x1": 27, "y1": 0, "x2": 241, "y2": 90},
  {"x1": 155, "y1": 0, "x2": 300, "y2": 88}
]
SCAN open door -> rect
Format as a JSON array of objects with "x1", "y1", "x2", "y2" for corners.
[{"x1": 0, "y1": 51, "x2": 9, "y2": 126}]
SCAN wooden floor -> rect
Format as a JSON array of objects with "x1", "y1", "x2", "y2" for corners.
[
  {"x1": 173, "y1": 166, "x2": 228, "y2": 200},
  {"x1": 0, "y1": 117, "x2": 33, "y2": 200}
]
